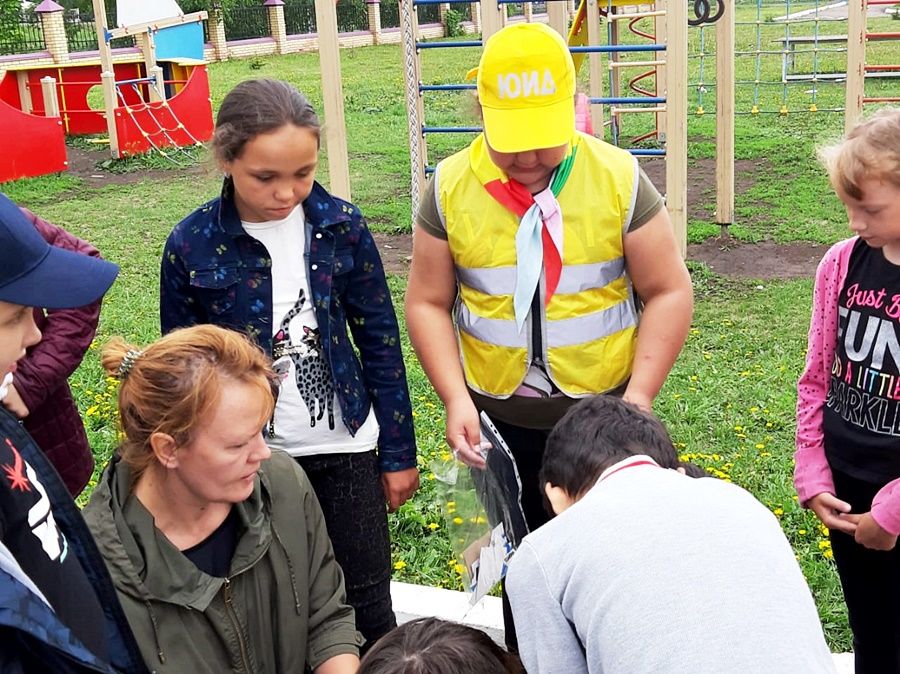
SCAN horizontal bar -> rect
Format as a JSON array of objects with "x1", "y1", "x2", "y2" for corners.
[
  {"x1": 863, "y1": 97, "x2": 900, "y2": 103},
  {"x1": 420, "y1": 84, "x2": 476, "y2": 91},
  {"x1": 589, "y1": 96, "x2": 666, "y2": 104},
  {"x1": 608, "y1": 10, "x2": 666, "y2": 20},
  {"x1": 610, "y1": 106, "x2": 666, "y2": 114},
  {"x1": 867, "y1": 32, "x2": 900, "y2": 40},
  {"x1": 571, "y1": 44, "x2": 665, "y2": 53},
  {"x1": 733, "y1": 17, "x2": 844, "y2": 25},
  {"x1": 734, "y1": 107, "x2": 844, "y2": 115},
  {"x1": 116, "y1": 76, "x2": 156, "y2": 87},
  {"x1": 733, "y1": 49, "x2": 846, "y2": 56},
  {"x1": 865, "y1": 64, "x2": 900, "y2": 71},
  {"x1": 417, "y1": 41, "x2": 664, "y2": 54},
  {"x1": 609, "y1": 60, "x2": 665, "y2": 68},
  {"x1": 423, "y1": 126, "x2": 483, "y2": 133},
  {"x1": 414, "y1": 0, "x2": 475, "y2": 4},
  {"x1": 630, "y1": 149, "x2": 665, "y2": 156},
  {"x1": 731, "y1": 79, "x2": 836, "y2": 86},
  {"x1": 416, "y1": 40, "x2": 482, "y2": 49},
  {"x1": 107, "y1": 10, "x2": 206, "y2": 39}
]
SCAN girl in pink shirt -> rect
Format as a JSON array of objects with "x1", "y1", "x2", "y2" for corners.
[{"x1": 795, "y1": 108, "x2": 900, "y2": 673}]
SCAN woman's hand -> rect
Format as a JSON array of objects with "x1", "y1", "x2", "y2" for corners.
[
  {"x1": 381, "y1": 467, "x2": 420, "y2": 512},
  {"x1": 808, "y1": 492, "x2": 857, "y2": 535},
  {"x1": 854, "y1": 512, "x2": 898, "y2": 551},
  {"x1": 445, "y1": 395, "x2": 486, "y2": 469}
]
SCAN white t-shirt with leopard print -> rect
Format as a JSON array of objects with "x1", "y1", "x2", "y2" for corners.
[{"x1": 244, "y1": 206, "x2": 378, "y2": 457}]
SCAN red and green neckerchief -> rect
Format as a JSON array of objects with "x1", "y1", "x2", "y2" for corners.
[{"x1": 469, "y1": 134, "x2": 578, "y2": 331}]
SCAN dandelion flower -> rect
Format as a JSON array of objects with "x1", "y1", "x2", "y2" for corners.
[{"x1": 394, "y1": 560, "x2": 407, "y2": 570}]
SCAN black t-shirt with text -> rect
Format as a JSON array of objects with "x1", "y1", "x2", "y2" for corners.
[
  {"x1": 0, "y1": 429, "x2": 108, "y2": 658},
  {"x1": 824, "y1": 239, "x2": 900, "y2": 484}
]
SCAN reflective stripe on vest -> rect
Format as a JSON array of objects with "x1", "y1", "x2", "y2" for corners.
[{"x1": 439, "y1": 132, "x2": 639, "y2": 398}]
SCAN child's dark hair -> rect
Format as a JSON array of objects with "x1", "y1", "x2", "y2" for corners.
[
  {"x1": 358, "y1": 618, "x2": 523, "y2": 674},
  {"x1": 541, "y1": 395, "x2": 678, "y2": 498},
  {"x1": 212, "y1": 78, "x2": 320, "y2": 163},
  {"x1": 678, "y1": 461, "x2": 710, "y2": 478}
]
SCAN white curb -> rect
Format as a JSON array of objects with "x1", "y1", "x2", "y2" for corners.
[{"x1": 390, "y1": 581, "x2": 854, "y2": 670}]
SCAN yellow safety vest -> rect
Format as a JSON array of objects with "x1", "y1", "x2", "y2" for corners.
[{"x1": 435, "y1": 132, "x2": 639, "y2": 398}]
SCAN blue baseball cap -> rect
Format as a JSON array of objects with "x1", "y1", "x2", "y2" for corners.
[{"x1": 0, "y1": 192, "x2": 119, "y2": 309}]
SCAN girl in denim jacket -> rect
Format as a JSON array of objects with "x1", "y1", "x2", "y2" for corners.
[{"x1": 160, "y1": 79, "x2": 418, "y2": 649}]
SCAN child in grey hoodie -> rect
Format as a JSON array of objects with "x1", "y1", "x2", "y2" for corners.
[{"x1": 506, "y1": 395, "x2": 836, "y2": 674}]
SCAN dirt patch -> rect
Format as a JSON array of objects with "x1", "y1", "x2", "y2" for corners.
[
  {"x1": 373, "y1": 153, "x2": 822, "y2": 280},
  {"x1": 66, "y1": 142, "x2": 822, "y2": 281},
  {"x1": 373, "y1": 232, "x2": 826, "y2": 280},
  {"x1": 641, "y1": 156, "x2": 762, "y2": 223},
  {"x1": 65, "y1": 144, "x2": 206, "y2": 187},
  {"x1": 372, "y1": 232, "x2": 414, "y2": 275},
  {"x1": 687, "y1": 238, "x2": 828, "y2": 280}
]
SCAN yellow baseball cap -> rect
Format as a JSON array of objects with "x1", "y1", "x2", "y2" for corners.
[{"x1": 471, "y1": 23, "x2": 576, "y2": 153}]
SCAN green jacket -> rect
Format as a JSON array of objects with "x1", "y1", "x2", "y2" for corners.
[{"x1": 84, "y1": 450, "x2": 361, "y2": 673}]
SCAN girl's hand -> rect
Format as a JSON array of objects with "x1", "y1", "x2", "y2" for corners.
[
  {"x1": 381, "y1": 467, "x2": 420, "y2": 512},
  {"x1": 808, "y1": 492, "x2": 857, "y2": 535},
  {"x1": 854, "y1": 512, "x2": 898, "y2": 551},
  {"x1": 445, "y1": 396, "x2": 486, "y2": 469},
  {"x1": 622, "y1": 388, "x2": 653, "y2": 413}
]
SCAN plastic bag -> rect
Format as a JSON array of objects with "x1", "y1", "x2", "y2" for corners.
[{"x1": 432, "y1": 412, "x2": 529, "y2": 604}]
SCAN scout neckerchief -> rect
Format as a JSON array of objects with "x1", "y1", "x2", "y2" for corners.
[{"x1": 469, "y1": 134, "x2": 578, "y2": 332}]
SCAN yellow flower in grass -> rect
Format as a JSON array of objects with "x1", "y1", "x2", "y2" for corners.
[
  {"x1": 453, "y1": 517, "x2": 464, "y2": 525},
  {"x1": 823, "y1": 550, "x2": 833, "y2": 560},
  {"x1": 454, "y1": 563, "x2": 466, "y2": 575},
  {"x1": 394, "y1": 560, "x2": 407, "y2": 570},
  {"x1": 772, "y1": 508, "x2": 784, "y2": 517},
  {"x1": 427, "y1": 522, "x2": 439, "y2": 531}
]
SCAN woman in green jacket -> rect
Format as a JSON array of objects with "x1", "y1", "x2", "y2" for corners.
[{"x1": 84, "y1": 325, "x2": 361, "y2": 674}]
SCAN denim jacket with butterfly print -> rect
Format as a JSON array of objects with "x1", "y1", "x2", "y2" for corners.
[{"x1": 160, "y1": 179, "x2": 417, "y2": 472}]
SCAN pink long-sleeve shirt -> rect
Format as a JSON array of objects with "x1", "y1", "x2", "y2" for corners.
[{"x1": 795, "y1": 236, "x2": 900, "y2": 536}]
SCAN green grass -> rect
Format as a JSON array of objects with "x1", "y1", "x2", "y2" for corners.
[{"x1": 5, "y1": 10, "x2": 898, "y2": 650}]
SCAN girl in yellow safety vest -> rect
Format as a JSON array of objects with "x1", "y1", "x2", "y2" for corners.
[{"x1": 404, "y1": 22, "x2": 694, "y2": 651}]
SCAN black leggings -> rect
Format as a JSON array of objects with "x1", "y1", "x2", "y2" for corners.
[
  {"x1": 294, "y1": 451, "x2": 396, "y2": 649},
  {"x1": 488, "y1": 418, "x2": 555, "y2": 654},
  {"x1": 830, "y1": 468, "x2": 900, "y2": 674}
]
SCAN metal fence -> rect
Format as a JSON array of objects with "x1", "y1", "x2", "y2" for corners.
[
  {"x1": 0, "y1": 12, "x2": 45, "y2": 56},
  {"x1": 64, "y1": 12, "x2": 135, "y2": 52},
  {"x1": 417, "y1": 2, "x2": 441, "y2": 24},
  {"x1": 336, "y1": 0, "x2": 370, "y2": 32},
  {"x1": 224, "y1": 5, "x2": 270, "y2": 40},
  {"x1": 285, "y1": 0, "x2": 317, "y2": 34},
  {"x1": 380, "y1": 0, "x2": 400, "y2": 29}
]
